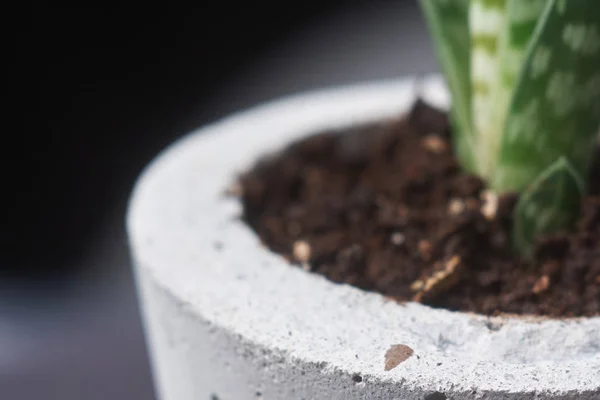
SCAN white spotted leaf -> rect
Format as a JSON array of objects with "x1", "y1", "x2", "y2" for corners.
[
  {"x1": 476, "y1": 0, "x2": 547, "y2": 180},
  {"x1": 494, "y1": 0, "x2": 600, "y2": 192}
]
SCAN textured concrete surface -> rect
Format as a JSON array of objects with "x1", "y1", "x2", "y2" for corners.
[{"x1": 128, "y1": 78, "x2": 600, "y2": 399}]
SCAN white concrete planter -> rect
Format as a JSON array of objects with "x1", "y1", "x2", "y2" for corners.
[{"x1": 127, "y1": 76, "x2": 600, "y2": 400}]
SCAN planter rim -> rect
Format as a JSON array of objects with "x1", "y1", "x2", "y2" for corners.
[{"x1": 128, "y1": 76, "x2": 600, "y2": 396}]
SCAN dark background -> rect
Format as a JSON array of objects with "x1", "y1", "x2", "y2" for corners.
[
  {"x1": 6, "y1": 2, "x2": 358, "y2": 276},
  {"x1": 3, "y1": 2, "x2": 436, "y2": 399}
]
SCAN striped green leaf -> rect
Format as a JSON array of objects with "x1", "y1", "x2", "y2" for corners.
[
  {"x1": 478, "y1": 0, "x2": 547, "y2": 180},
  {"x1": 513, "y1": 157, "x2": 584, "y2": 259},
  {"x1": 469, "y1": 0, "x2": 507, "y2": 179},
  {"x1": 493, "y1": 0, "x2": 600, "y2": 192},
  {"x1": 419, "y1": 0, "x2": 476, "y2": 172}
]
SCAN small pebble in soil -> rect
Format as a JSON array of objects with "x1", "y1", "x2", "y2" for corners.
[
  {"x1": 293, "y1": 240, "x2": 312, "y2": 263},
  {"x1": 532, "y1": 275, "x2": 550, "y2": 294},
  {"x1": 390, "y1": 232, "x2": 406, "y2": 246},
  {"x1": 480, "y1": 190, "x2": 498, "y2": 220},
  {"x1": 421, "y1": 134, "x2": 447, "y2": 154},
  {"x1": 447, "y1": 198, "x2": 465, "y2": 216}
]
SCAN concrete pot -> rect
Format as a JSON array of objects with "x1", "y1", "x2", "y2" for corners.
[{"x1": 127, "y1": 76, "x2": 600, "y2": 400}]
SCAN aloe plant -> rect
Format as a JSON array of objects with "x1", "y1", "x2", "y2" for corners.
[{"x1": 420, "y1": 0, "x2": 600, "y2": 257}]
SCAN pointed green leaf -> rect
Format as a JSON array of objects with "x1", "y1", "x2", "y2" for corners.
[
  {"x1": 419, "y1": 0, "x2": 476, "y2": 173},
  {"x1": 494, "y1": 0, "x2": 600, "y2": 192},
  {"x1": 476, "y1": 0, "x2": 547, "y2": 179},
  {"x1": 513, "y1": 157, "x2": 584, "y2": 259},
  {"x1": 469, "y1": 0, "x2": 507, "y2": 178}
]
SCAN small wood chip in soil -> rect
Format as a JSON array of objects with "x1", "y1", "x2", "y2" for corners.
[
  {"x1": 532, "y1": 275, "x2": 550, "y2": 294},
  {"x1": 412, "y1": 255, "x2": 462, "y2": 302}
]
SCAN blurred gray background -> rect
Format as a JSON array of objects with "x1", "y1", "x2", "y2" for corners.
[{"x1": 2, "y1": 2, "x2": 436, "y2": 398}]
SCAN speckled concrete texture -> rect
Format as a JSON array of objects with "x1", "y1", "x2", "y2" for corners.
[{"x1": 128, "y1": 77, "x2": 600, "y2": 400}]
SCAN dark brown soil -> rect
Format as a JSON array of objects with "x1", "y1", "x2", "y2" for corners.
[{"x1": 239, "y1": 100, "x2": 600, "y2": 317}]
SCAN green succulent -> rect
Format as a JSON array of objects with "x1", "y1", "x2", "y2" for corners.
[{"x1": 419, "y1": 0, "x2": 600, "y2": 257}]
